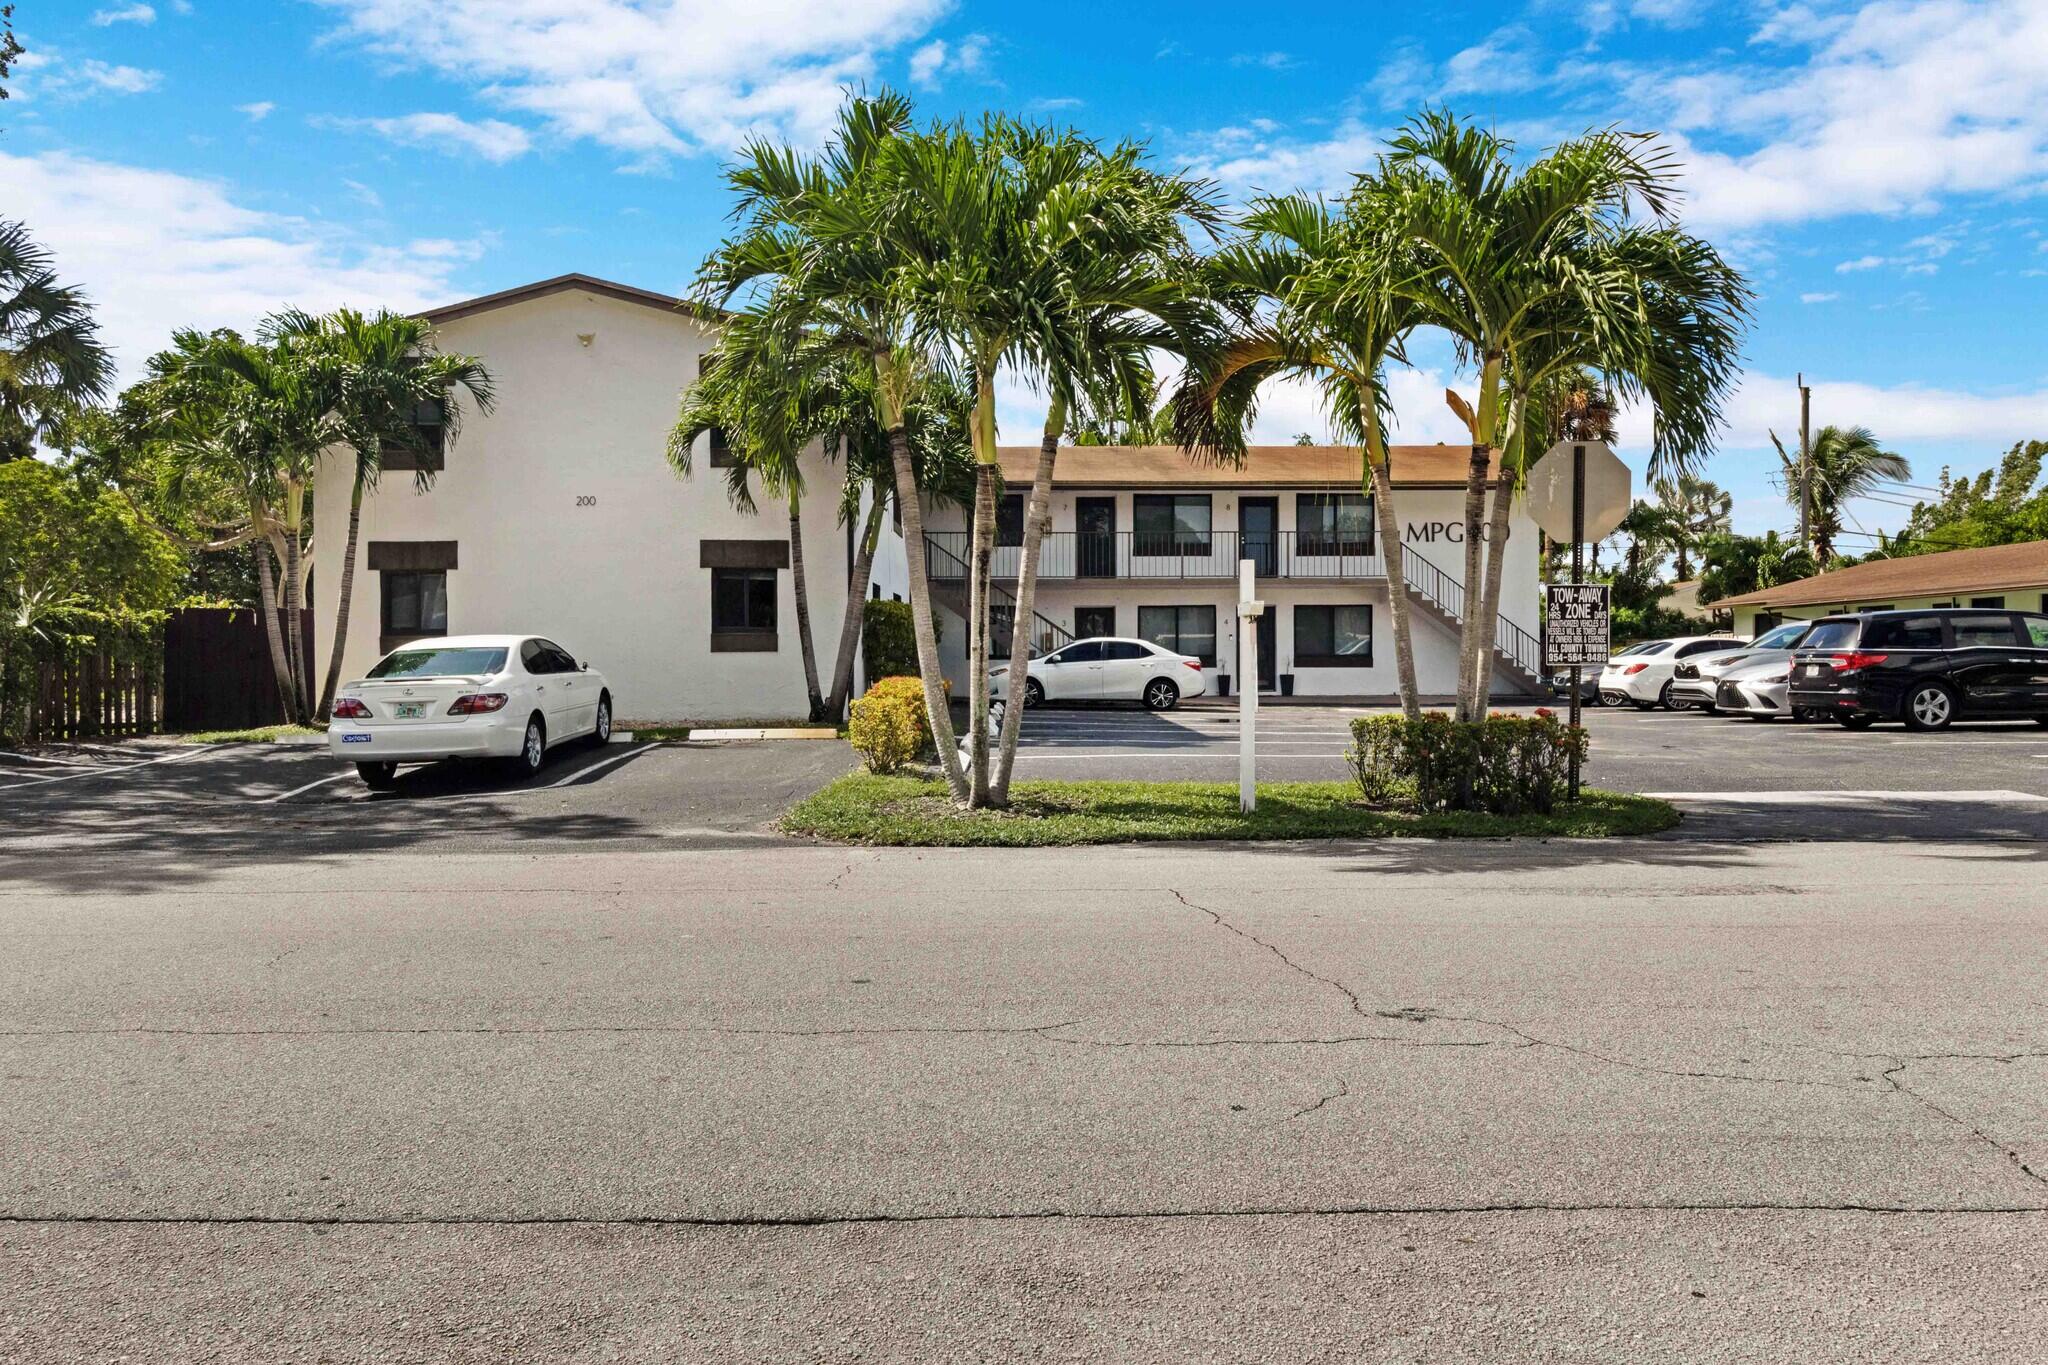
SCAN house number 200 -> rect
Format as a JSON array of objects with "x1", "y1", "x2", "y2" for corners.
[{"x1": 575, "y1": 495, "x2": 597, "y2": 506}]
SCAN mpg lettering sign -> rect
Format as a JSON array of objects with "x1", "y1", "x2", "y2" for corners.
[{"x1": 1545, "y1": 583, "x2": 1611, "y2": 669}]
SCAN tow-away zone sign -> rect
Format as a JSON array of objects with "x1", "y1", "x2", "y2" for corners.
[{"x1": 1545, "y1": 583, "x2": 1611, "y2": 669}]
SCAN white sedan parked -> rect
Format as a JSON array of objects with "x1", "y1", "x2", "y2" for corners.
[
  {"x1": 1597, "y1": 634, "x2": 1748, "y2": 709},
  {"x1": 328, "y1": 635, "x2": 613, "y2": 788},
  {"x1": 990, "y1": 636, "x2": 1206, "y2": 710}
]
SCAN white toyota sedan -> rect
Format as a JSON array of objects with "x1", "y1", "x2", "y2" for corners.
[
  {"x1": 328, "y1": 635, "x2": 613, "y2": 788},
  {"x1": 990, "y1": 636, "x2": 1206, "y2": 710}
]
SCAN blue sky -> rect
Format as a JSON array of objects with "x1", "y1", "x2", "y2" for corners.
[{"x1": 5, "y1": 0, "x2": 2046, "y2": 548}]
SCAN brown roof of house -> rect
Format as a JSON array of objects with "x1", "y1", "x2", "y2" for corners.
[
  {"x1": 419, "y1": 272, "x2": 728, "y2": 326},
  {"x1": 1714, "y1": 539, "x2": 2048, "y2": 610},
  {"x1": 993, "y1": 444, "x2": 1495, "y2": 489}
]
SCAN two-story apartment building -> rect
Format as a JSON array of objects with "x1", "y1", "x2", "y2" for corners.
[
  {"x1": 922, "y1": 445, "x2": 1545, "y2": 699},
  {"x1": 311, "y1": 274, "x2": 908, "y2": 723}
]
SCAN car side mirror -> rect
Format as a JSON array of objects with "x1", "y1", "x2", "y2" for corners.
[{"x1": 579, "y1": 661, "x2": 589, "y2": 672}]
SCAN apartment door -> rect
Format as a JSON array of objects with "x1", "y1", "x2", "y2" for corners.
[
  {"x1": 1077, "y1": 497, "x2": 1117, "y2": 578},
  {"x1": 1257, "y1": 610, "x2": 1277, "y2": 691},
  {"x1": 1240, "y1": 497, "x2": 1278, "y2": 577}
]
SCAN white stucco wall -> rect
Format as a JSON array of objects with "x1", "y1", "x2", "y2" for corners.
[{"x1": 312, "y1": 286, "x2": 900, "y2": 723}]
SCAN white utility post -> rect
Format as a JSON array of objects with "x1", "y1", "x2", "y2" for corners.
[{"x1": 1237, "y1": 558, "x2": 1264, "y2": 815}]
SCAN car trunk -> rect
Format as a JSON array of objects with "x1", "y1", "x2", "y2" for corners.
[{"x1": 344, "y1": 675, "x2": 492, "y2": 724}]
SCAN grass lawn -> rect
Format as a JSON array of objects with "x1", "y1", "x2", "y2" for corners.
[
  {"x1": 175, "y1": 724, "x2": 326, "y2": 744},
  {"x1": 783, "y1": 774, "x2": 1680, "y2": 846}
]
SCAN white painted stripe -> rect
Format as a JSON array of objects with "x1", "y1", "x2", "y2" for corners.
[
  {"x1": 253, "y1": 771, "x2": 356, "y2": 804},
  {"x1": 0, "y1": 752, "x2": 94, "y2": 769},
  {"x1": 0, "y1": 745, "x2": 223, "y2": 792},
  {"x1": 1644, "y1": 789, "x2": 2048, "y2": 805},
  {"x1": 548, "y1": 741, "x2": 653, "y2": 787}
]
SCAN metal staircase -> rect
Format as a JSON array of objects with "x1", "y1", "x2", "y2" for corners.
[
  {"x1": 1395, "y1": 544, "x2": 1547, "y2": 697},
  {"x1": 922, "y1": 536, "x2": 1074, "y2": 658}
]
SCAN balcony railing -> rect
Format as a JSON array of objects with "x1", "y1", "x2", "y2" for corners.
[{"x1": 925, "y1": 530, "x2": 1386, "y2": 583}]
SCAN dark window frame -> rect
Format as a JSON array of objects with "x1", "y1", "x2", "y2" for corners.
[
  {"x1": 1293, "y1": 603, "x2": 1374, "y2": 667},
  {"x1": 710, "y1": 566, "x2": 779, "y2": 652},
  {"x1": 1137, "y1": 604, "x2": 1218, "y2": 667},
  {"x1": 1133, "y1": 494, "x2": 1213, "y2": 555},
  {"x1": 1970, "y1": 595, "x2": 2007, "y2": 609},
  {"x1": 1294, "y1": 492, "x2": 1375, "y2": 556},
  {"x1": 995, "y1": 494, "x2": 1025, "y2": 549},
  {"x1": 380, "y1": 569, "x2": 448, "y2": 641}
]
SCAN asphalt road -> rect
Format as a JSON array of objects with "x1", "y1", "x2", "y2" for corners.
[{"x1": 3, "y1": 835, "x2": 2046, "y2": 1361}]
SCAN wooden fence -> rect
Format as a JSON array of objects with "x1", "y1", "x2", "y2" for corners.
[
  {"x1": 11, "y1": 648, "x2": 161, "y2": 743},
  {"x1": 162, "y1": 608, "x2": 313, "y2": 733}
]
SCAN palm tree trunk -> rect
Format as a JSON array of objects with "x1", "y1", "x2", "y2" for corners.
[
  {"x1": 253, "y1": 534, "x2": 293, "y2": 723},
  {"x1": 990, "y1": 396, "x2": 1064, "y2": 804},
  {"x1": 1472, "y1": 472, "x2": 1516, "y2": 718},
  {"x1": 884, "y1": 421, "x2": 967, "y2": 800},
  {"x1": 315, "y1": 466, "x2": 368, "y2": 722},
  {"x1": 1456, "y1": 443, "x2": 1491, "y2": 721},
  {"x1": 965, "y1": 460, "x2": 997, "y2": 805},
  {"x1": 825, "y1": 494, "x2": 887, "y2": 718},
  {"x1": 786, "y1": 493, "x2": 825, "y2": 722},
  {"x1": 277, "y1": 481, "x2": 309, "y2": 724},
  {"x1": 1367, "y1": 444, "x2": 1422, "y2": 721}
]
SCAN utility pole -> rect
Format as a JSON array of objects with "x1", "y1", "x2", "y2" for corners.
[{"x1": 1797, "y1": 373, "x2": 1812, "y2": 557}]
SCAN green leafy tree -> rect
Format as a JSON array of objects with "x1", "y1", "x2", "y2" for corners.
[
  {"x1": 1770, "y1": 423, "x2": 1909, "y2": 564},
  {"x1": 1, "y1": 222, "x2": 115, "y2": 460},
  {"x1": 1654, "y1": 472, "x2": 1731, "y2": 580},
  {"x1": 1, "y1": 6, "x2": 23, "y2": 108},
  {"x1": 1695, "y1": 530, "x2": 1817, "y2": 605},
  {"x1": 1889, "y1": 441, "x2": 2047, "y2": 555}
]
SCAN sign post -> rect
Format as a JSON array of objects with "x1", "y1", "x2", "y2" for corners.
[
  {"x1": 1237, "y1": 559, "x2": 1263, "y2": 815},
  {"x1": 1528, "y1": 439, "x2": 1630, "y2": 804}
]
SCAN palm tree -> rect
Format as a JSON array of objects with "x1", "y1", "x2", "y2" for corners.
[
  {"x1": 1770, "y1": 424, "x2": 1908, "y2": 564},
  {"x1": 699, "y1": 91, "x2": 975, "y2": 799},
  {"x1": 1368, "y1": 111, "x2": 1751, "y2": 718},
  {"x1": 0, "y1": 221, "x2": 114, "y2": 460},
  {"x1": 293, "y1": 308, "x2": 494, "y2": 720},
  {"x1": 1655, "y1": 472, "x2": 1730, "y2": 580},
  {"x1": 1171, "y1": 190, "x2": 1431, "y2": 720}
]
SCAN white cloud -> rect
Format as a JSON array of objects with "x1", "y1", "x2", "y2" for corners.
[
  {"x1": 323, "y1": 111, "x2": 534, "y2": 162},
  {"x1": 311, "y1": 0, "x2": 952, "y2": 163},
  {"x1": 1230, "y1": 51, "x2": 1296, "y2": 72},
  {"x1": 1799, "y1": 290, "x2": 1840, "y2": 302},
  {"x1": 1835, "y1": 254, "x2": 1886, "y2": 272},
  {"x1": 1722, "y1": 371, "x2": 2048, "y2": 451},
  {"x1": 236, "y1": 101, "x2": 276, "y2": 121},
  {"x1": 907, "y1": 40, "x2": 946, "y2": 86},
  {"x1": 91, "y1": 3, "x2": 157, "y2": 24},
  {"x1": 0, "y1": 148, "x2": 478, "y2": 385},
  {"x1": 10, "y1": 51, "x2": 163, "y2": 100},
  {"x1": 908, "y1": 32, "x2": 988, "y2": 89},
  {"x1": 1442, "y1": 26, "x2": 1546, "y2": 95}
]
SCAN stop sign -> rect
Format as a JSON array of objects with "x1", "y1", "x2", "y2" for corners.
[{"x1": 1523, "y1": 439, "x2": 1632, "y2": 544}]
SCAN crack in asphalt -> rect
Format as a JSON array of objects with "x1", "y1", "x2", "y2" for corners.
[
  {"x1": 3, "y1": 1200, "x2": 2044, "y2": 1230},
  {"x1": 1168, "y1": 888, "x2": 1850, "y2": 1092},
  {"x1": 1287, "y1": 1078, "x2": 1349, "y2": 1122},
  {"x1": 1878, "y1": 1058, "x2": 2048, "y2": 1191}
]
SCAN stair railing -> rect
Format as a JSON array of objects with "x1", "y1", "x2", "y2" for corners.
[
  {"x1": 921, "y1": 534, "x2": 1073, "y2": 657},
  {"x1": 1397, "y1": 543, "x2": 1544, "y2": 682}
]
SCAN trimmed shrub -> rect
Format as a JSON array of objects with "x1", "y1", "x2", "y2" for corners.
[
  {"x1": 1346, "y1": 709, "x2": 1588, "y2": 815},
  {"x1": 860, "y1": 600, "x2": 940, "y2": 682},
  {"x1": 847, "y1": 675, "x2": 928, "y2": 774}
]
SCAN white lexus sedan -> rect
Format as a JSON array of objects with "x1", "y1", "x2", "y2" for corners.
[
  {"x1": 328, "y1": 635, "x2": 613, "y2": 788},
  {"x1": 1597, "y1": 634, "x2": 1748, "y2": 709},
  {"x1": 990, "y1": 636, "x2": 1206, "y2": 710}
]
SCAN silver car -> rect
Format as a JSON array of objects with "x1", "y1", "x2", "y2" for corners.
[
  {"x1": 1670, "y1": 622, "x2": 1811, "y2": 713},
  {"x1": 1711, "y1": 653, "x2": 1801, "y2": 719}
]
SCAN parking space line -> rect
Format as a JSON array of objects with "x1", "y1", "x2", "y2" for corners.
[
  {"x1": 254, "y1": 771, "x2": 356, "y2": 804},
  {"x1": 1644, "y1": 789, "x2": 2048, "y2": 804},
  {"x1": 547, "y1": 740, "x2": 655, "y2": 787},
  {"x1": 0, "y1": 744, "x2": 223, "y2": 792}
]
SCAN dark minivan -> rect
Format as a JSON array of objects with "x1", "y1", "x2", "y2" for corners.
[{"x1": 1788, "y1": 608, "x2": 2048, "y2": 730}]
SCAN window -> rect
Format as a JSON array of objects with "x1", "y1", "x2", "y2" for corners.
[
  {"x1": 1951, "y1": 614, "x2": 2019, "y2": 647},
  {"x1": 1049, "y1": 641, "x2": 1104, "y2": 665},
  {"x1": 1102, "y1": 641, "x2": 1150, "y2": 660},
  {"x1": 711, "y1": 567, "x2": 777, "y2": 651},
  {"x1": 996, "y1": 494, "x2": 1025, "y2": 548},
  {"x1": 1970, "y1": 596, "x2": 2006, "y2": 609},
  {"x1": 384, "y1": 397, "x2": 447, "y2": 473},
  {"x1": 1133, "y1": 495, "x2": 1211, "y2": 554},
  {"x1": 368, "y1": 646, "x2": 503, "y2": 679},
  {"x1": 1802, "y1": 620, "x2": 1862, "y2": 650},
  {"x1": 1138, "y1": 605, "x2": 1217, "y2": 666},
  {"x1": 1295, "y1": 493, "x2": 1374, "y2": 556},
  {"x1": 2023, "y1": 615, "x2": 2048, "y2": 647},
  {"x1": 1856, "y1": 604, "x2": 1894, "y2": 613},
  {"x1": 1294, "y1": 604, "x2": 1373, "y2": 666},
  {"x1": 697, "y1": 355, "x2": 735, "y2": 467},
  {"x1": 988, "y1": 604, "x2": 1015, "y2": 657},
  {"x1": 1074, "y1": 606, "x2": 1116, "y2": 639},
  {"x1": 381, "y1": 570, "x2": 447, "y2": 638},
  {"x1": 1751, "y1": 624, "x2": 1809, "y2": 650},
  {"x1": 521, "y1": 638, "x2": 578, "y2": 674},
  {"x1": 1676, "y1": 639, "x2": 1733, "y2": 658},
  {"x1": 1861, "y1": 615, "x2": 1945, "y2": 649}
]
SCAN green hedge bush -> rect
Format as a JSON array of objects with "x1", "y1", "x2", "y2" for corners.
[
  {"x1": 1347, "y1": 710, "x2": 1588, "y2": 816},
  {"x1": 860, "y1": 600, "x2": 939, "y2": 683}
]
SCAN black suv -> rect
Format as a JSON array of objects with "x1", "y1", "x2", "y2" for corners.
[{"x1": 1788, "y1": 608, "x2": 2048, "y2": 731}]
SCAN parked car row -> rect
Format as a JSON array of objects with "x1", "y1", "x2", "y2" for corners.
[{"x1": 1592, "y1": 609, "x2": 2048, "y2": 731}]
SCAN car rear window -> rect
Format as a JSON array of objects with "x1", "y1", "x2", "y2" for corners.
[
  {"x1": 1950, "y1": 614, "x2": 2019, "y2": 647},
  {"x1": 367, "y1": 647, "x2": 508, "y2": 679},
  {"x1": 1861, "y1": 616, "x2": 1946, "y2": 649},
  {"x1": 1800, "y1": 621, "x2": 1862, "y2": 650}
]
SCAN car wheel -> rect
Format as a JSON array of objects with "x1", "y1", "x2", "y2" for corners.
[
  {"x1": 1655, "y1": 680, "x2": 1676, "y2": 709},
  {"x1": 590, "y1": 692, "x2": 612, "y2": 747},
  {"x1": 508, "y1": 714, "x2": 547, "y2": 780},
  {"x1": 1599, "y1": 691, "x2": 1626, "y2": 707},
  {"x1": 1902, "y1": 682, "x2": 1955, "y2": 732},
  {"x1": 1143, "y1": 677, "x2": 1180, "y2": 711},
  {"x1": 355, "y1": 761, "x2": 397, "y2": 790},
  {"x1": 1023, "y1": 678, "x2": 1045, "y2": 708},
  {"x1": 1838, "y1": 714, "x2": 1877, "y2": 730}
]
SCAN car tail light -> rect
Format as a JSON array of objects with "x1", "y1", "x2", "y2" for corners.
[
  {"x1": 1828, "y1": 652, "x2": 1889, "y2": 672},
  {"x1": 332, "y1": 698, "x2": 370, "y2": 718},
  {"x1": 1183, "y1": 660, "x2": 1203, "y2": 672},
  {"x1": 448, "y1": 692, "x2": 508, "y2": 714},
  {"x1": 1622, "y1": 663, "x2": 1649, "y2": 676}
]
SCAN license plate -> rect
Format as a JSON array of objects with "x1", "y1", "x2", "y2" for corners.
[
  {"x1": 394, "y1": 702, "x2": 429, "y2": 718},
  {"x1": 342, "y1": 733, "x2": 371, "y2": 744}
]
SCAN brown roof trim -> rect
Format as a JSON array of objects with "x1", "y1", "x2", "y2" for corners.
[
  {"x1": 1714, "y1": 538, "x2": 2048, "y2": 609},
  {"x1": 419, "y1": 273, "x2": 730, "y2": 327},
  {"x1": 991, "y1": 443, "x2": 1498, "y2": 490}
]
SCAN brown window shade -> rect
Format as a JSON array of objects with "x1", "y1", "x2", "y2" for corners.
[
  {"x1": 367, "y1": 541, "x2": 459, "y2": 571},
  {"x1": 699, "y1": 539, "x2": 790, "y2": 569}
]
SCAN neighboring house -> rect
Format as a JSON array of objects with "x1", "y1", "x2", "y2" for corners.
[
  {"x1": 1714, "y1": 539, "x2": 2048, "y2": 636},
  {"x1": 920, "y1": 444, "x2": 1545, "y2": 699},
  {"x1": 311, "y1": 274, "x2": 907, "y2": 723}
]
